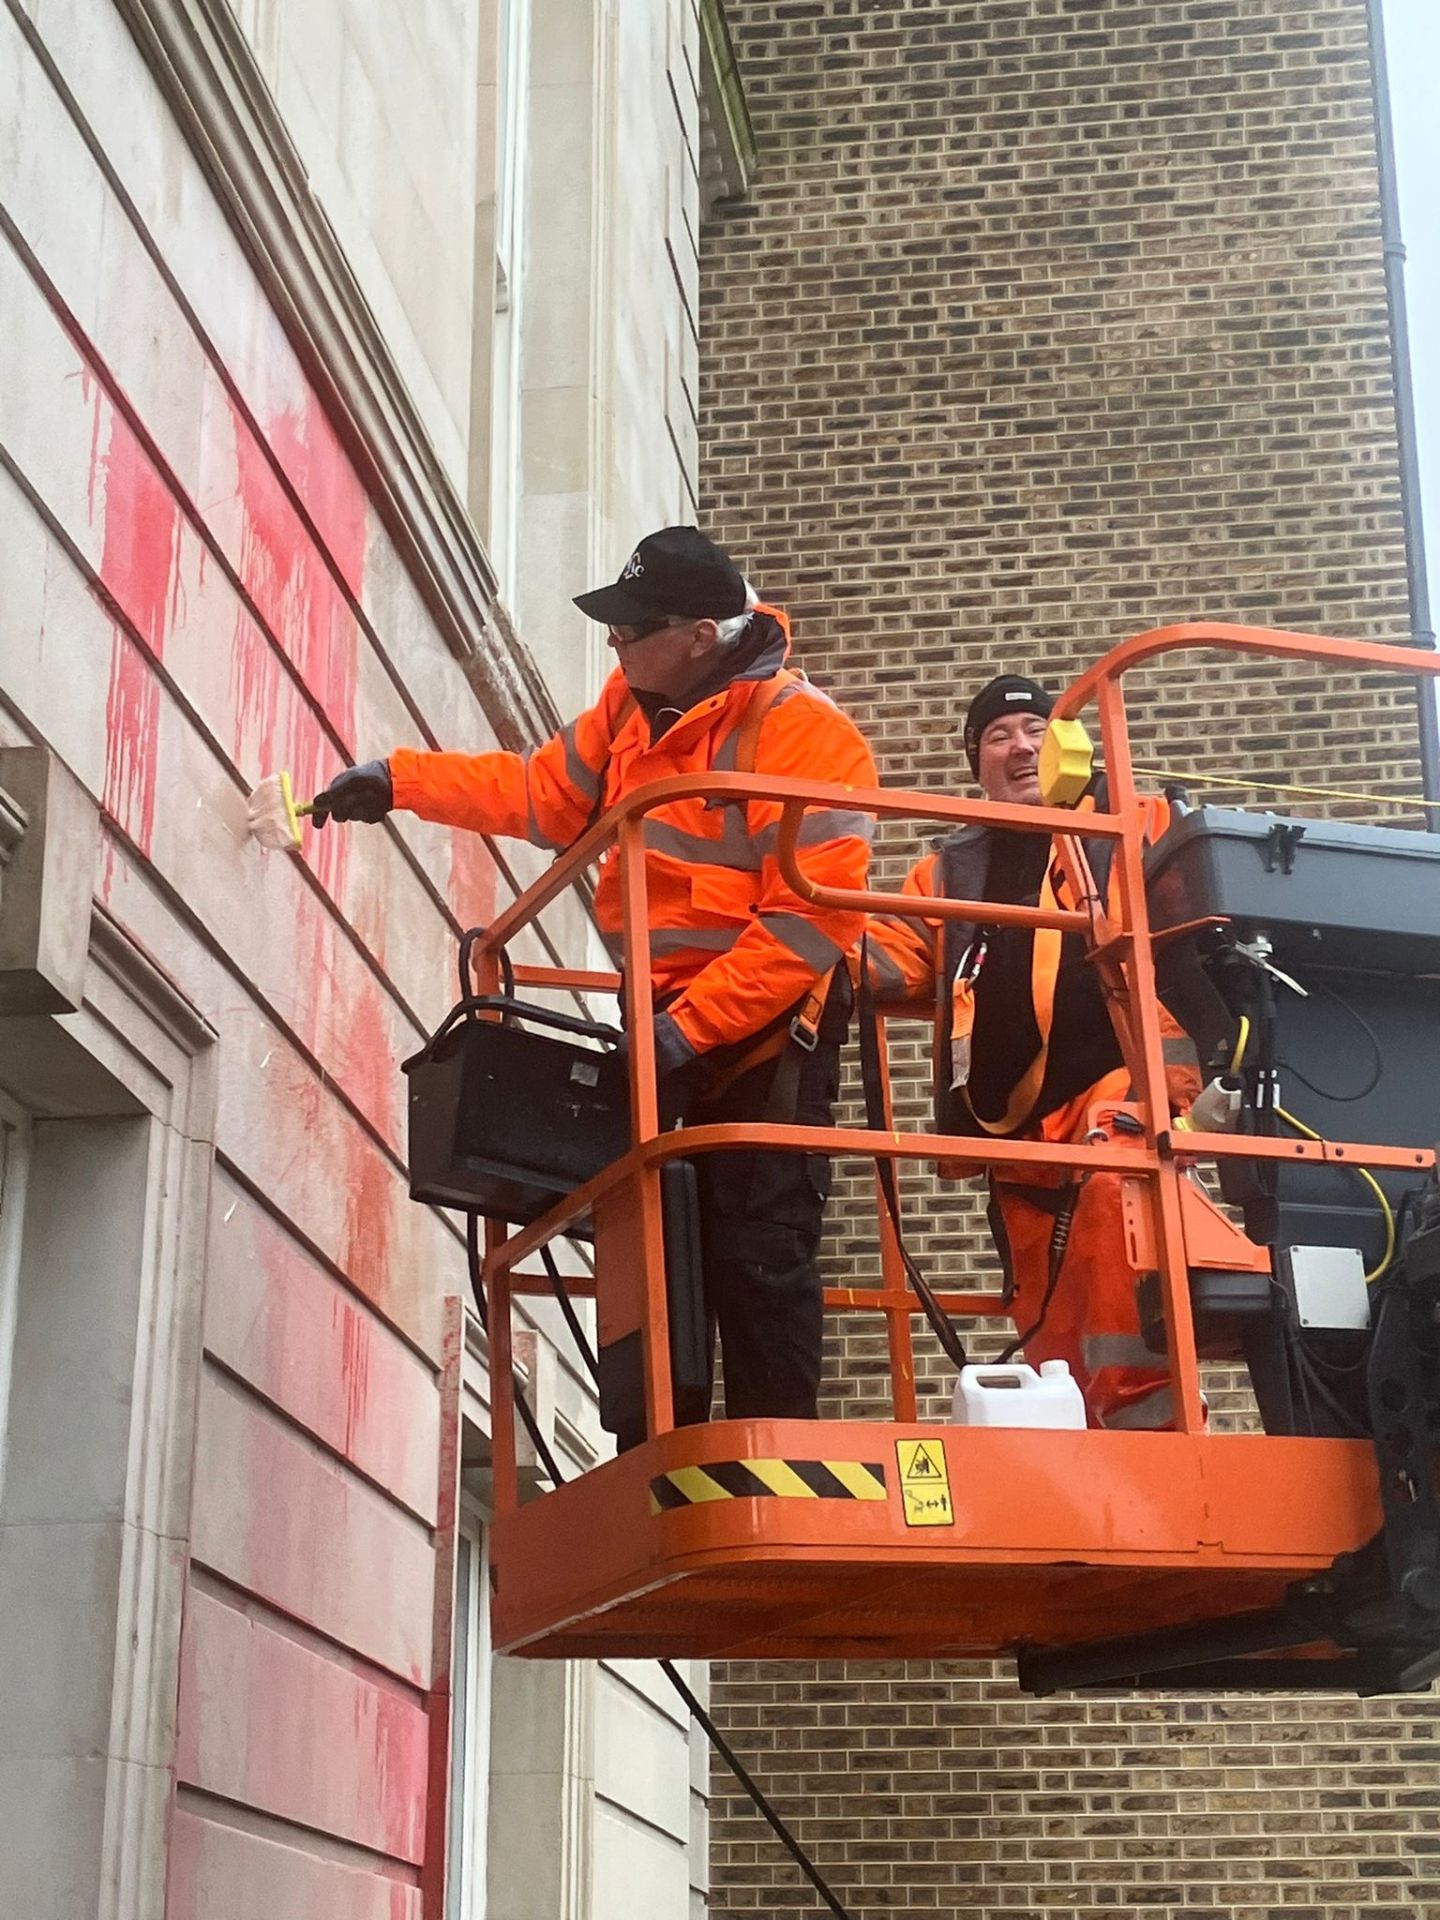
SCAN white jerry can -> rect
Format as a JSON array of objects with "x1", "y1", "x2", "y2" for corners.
[{"x1": 950, "y1": 1358, "x2": 1087, "y2": 1430}]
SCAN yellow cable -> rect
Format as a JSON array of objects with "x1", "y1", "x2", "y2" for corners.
[
  {"x1": 1230, "y1": 1014, "x2": 1251, "y2": 1074},
  {"x1": 1274, "y1": 1104, "x2": 1396, "y2": 1283},
  {"x1": 1129, "y1": 763, "x2": 1439, "y2": 815},
  {"x1": 1173, "y1": 1015, "x2": 1249, "y2": 1128}
]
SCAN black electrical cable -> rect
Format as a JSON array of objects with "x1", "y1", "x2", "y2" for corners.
[
  {"x1": 1293, "y1": 1348, "x2": 1370, "y2": 1440},
  {"x1": 1277, "y1": 978, "x2": 1385, "y2": 1103},
  {"x1": 539, "y1": 1243, "x2": 599, "y2": 1376},
  {"x1": 856, "y1": 941, "x2": 969, "y2": 1371},
  {"x1": 997, "y1": 1178, "x2": 1085, "y2": 1365},
  {"x1": 463, "y1": 1216, "x2": 858, "y2": 1920},
  {"x1": 658, "y1": 1659, "x2": 855, "y2": 1920},
  {"x1": 465, "y1": 1216, "x2": 566, "y2": 1486}
]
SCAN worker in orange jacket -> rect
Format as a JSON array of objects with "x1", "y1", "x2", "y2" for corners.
[
  {"x1": 863, "y1": 675, "x2": 1202, "y2": 1430},
  {"x1": 312, "y1": 526, "x2": 877, "y2": 1431}
]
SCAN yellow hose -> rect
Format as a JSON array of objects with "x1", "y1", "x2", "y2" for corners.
[
  {"x1": 1274, "y1": 1104, "x2": 1396, "y2": 1284},
  {"x1": 1230, "y1": 1014, "x2": 1251, "y2": 1074}
]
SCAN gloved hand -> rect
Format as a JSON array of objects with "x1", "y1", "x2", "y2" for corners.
[
  {"x1": 310, "y1": 759, "x2": 394, "y2": 828},
  {"x1": 610, "y1": 1015, "x2": 706, "y2": 1126}
]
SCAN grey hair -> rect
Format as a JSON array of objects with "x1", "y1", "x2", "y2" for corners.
[{"x1": 714, "y1": 579, "x2": 760, "y2": 647}]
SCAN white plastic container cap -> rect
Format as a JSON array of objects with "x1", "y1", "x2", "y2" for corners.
[{"x1": 951, "y1": 1358, "x2": 1087, "y2": 1429}]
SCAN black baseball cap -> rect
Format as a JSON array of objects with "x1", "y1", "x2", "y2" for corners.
[
  {"x1": 573, "y1": 526, "x2": 749, "y2": 625},
  {"x1": 962, "y1": 675, "x2": 1054, "y2": 776}
]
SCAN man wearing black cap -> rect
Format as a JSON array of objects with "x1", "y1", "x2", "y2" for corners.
[
  {"x1": 312, "y1": 527, "x2": 877, "y2": 1439},
  {"x1": 862, "y1": 673, "x2": 1202, "y2": 1431}
]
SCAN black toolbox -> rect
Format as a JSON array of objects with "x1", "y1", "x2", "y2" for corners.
[
  {"x1": 403, "y1": 993, "x2": 631, "y2": 1226},
  {"x1": 1144, "y1": 805, "x2": 1440, "y2": 973}
]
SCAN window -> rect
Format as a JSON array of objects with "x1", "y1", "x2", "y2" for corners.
[
  {"x1": 472, "y1": 0, "x2": 531, "y2": 597},
  {"x1": 447, "y1": 1522, "x2": 493, "y2": 1920}
]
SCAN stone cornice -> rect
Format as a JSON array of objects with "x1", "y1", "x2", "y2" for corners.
[
  {"x1": 114, "y1": 0, "x2": 562, "y2": 753},
  {"x1": 699, "y1": 0, "x2": 756, "y2": 223}
]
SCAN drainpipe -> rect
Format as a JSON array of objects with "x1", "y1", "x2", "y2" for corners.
[{"x1": 1367, "y1": 0, "x2": 1440, "y2": 827}]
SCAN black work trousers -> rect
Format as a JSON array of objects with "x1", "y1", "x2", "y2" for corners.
[{"x1": 669, "y1": 1028, "x2": 843, "y2": 1425}]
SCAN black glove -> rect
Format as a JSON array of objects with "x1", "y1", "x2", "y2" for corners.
[
  {"x1": 310, "y1": 760, "x2": 394, "y2": 828},
  {"x1": 610, "y1": 1018, "x2": 707, "y2": 1127}
]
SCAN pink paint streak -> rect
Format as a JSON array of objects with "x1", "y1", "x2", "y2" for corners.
[
  {"x1": 95, "y1": 406, "x2": 183, "y2": 855},
  {"x1": 225, "y1": 388, "x2": 369, "y2": 903},
  {"x1": 222, "y1": 1190, "x2": 438, "y2": 1510},
  {"x1": 448, "y1": 828, "x2": 497, "y2": 930},
  {"x1": 341, "y1": 1132, "x2": 397, "y2": 1329},
  {"x1": 339, "y1": 1294, "x2": 374, "y2": 1460},
  {"x1": 103, "y1": 635, "x2": 162, "y2": 854},
  {"x1": 366, "y1": 1684, "x2": 430, "y2": 1864},
  {"x1": 341, "y1": 973, "x2": 398, "y2": 1142},
  {"x1": 267, "y1": 398, "x2": 369, "y2": 600},
  {"x1": 98, "y1": 412, "x2": 183, "y2": 654}
]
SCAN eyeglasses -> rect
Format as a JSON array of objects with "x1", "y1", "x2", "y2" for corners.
[{"x1": 608, "y1": 615, "x2": 689, "y2": 647}]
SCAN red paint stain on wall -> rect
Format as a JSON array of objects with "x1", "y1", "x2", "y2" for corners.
[
  {"x1": 103, "y1": 634, "x2": 162, "y2": 854},
  {"x1": 342, "y1": 1130, "x2": 397, "y2": 1326},
  {"x1": 268, "y1": 398, "x2": 369, "y2": 601},
  {"x1": 341, "y1": 971, "x2": 399, "y2": 1143},
  {"x1": 99, "y1": 416, "x2": 183, "y2": 656},
  {"x1": 339, "y1": 1294, "x2": 374, "y2": 1460},
  {"x1": 369, "y1": 1684, "x2": 429, "y2": 1864},
  {"x1": 448, "y1": 828, "x2": 497, "y2": 930},
  {"x1": 227, "y1": 390, "x2": 368, "y2": 903},
  {"x1": 94, "y1": 412, "x2": 182, "y2": 855}
]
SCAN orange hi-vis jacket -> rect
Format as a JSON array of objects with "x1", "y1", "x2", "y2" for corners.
[
  {"x1": 389, "y1": 609, "x2": 877, "y2": 1060},
  {"x1": 862, "y1": 791, "x2": 1202, "y2": 1137}
]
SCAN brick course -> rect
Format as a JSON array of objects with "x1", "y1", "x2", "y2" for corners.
[{"x1": 699, "y1": 2, "x2": 1440, "y2": 1914}]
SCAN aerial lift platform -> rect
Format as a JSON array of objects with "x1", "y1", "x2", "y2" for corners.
[{"x1": 408, "y1": 625, "x2": 1440, "y2": 1695}]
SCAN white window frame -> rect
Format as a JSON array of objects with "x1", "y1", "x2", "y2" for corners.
[
  {"x1": 447, "y1": 1516, "x2": 493, "y2": 1920},
  {"x1": 487, "y1": 0, "x2": 531, "y2": 597},
  {"x1": 0, "y1": 1090, "x2": 33, "y2": 1508}
]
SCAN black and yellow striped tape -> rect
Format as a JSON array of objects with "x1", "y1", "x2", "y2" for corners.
[{"x1": 650, "y1": 1458, "x2": 887, "y2": 1513}]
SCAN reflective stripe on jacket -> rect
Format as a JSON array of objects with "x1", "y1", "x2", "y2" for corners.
[{"x1": 389, "y1": 608, "x2": 876, "y2": 1056}]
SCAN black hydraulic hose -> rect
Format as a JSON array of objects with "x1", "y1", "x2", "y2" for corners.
[
  {"x1": 462, "y1": 1218, "x2": 858, "y2": 1920},
  {"x1": 465, "y1": 1216, "x2": 566, "y2": 1486},
  {"x1": 658, "y1": 1658, "x2": 855, "y2": 1920},
  {"x1": 856, "y1": 941, "x2": 969, "y2": 1370},
  {"x1": 539, "y1": 1242, "x2": 599, "y2": 1376},
  {"x1": 998, "y1": 1178, "x2": 1085, "y2": 1365}
]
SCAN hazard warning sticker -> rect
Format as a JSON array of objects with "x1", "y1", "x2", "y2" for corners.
[{"x1": 895, "y1": 1438, "x2": 954, "y2": 1528}]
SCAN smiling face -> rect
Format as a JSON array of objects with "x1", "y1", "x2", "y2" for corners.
[
  {"x1": 975, "y1": 710, "x2": 1048, "y2": 805},
  {"x1": 606, "y1": 616, "x2": 720, "y2": 699}
]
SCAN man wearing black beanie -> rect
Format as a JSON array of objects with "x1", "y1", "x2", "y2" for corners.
[
  {"x1": 862, "y1": 673, "x2": 1203, "y2": 1432},
  {"x1": 960, "y1": 674, "x2": 1054, "y2": 802}
]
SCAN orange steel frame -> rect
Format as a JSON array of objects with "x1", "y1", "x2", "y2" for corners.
[{"x1": 469, "y1": 625, "x2": 1440, "y2": 1663}]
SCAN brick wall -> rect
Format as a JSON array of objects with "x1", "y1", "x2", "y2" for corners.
[{"x1": 699, "y1": 2, "x2": 1439, "y2": 1914}]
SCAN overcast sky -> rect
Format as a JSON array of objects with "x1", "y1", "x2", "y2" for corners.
[{"x1": 1382, "y1": 0, "x2": 1438, "y2": 610}]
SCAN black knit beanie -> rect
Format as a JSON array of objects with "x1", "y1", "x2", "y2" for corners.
[{"x1": 962, "y1": 675, "x2": 1055, "y2": 777}]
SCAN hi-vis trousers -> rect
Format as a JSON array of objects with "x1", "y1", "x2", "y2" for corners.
[{"x1": 985, "y1": 1068, "x2": 1176, "y2": 1431}]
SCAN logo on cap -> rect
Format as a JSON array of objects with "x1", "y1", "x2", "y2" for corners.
[
  {"x1": 1005, "y1": 690, "x2": 1029, "y2": 703},
  {"x1": 622, "y1": 553, "x2": 645, "y2": 581}
]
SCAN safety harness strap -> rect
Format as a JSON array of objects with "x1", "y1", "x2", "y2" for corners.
[{"x1": 858, "y1": 936, "x2": 969, "y2": 1371}]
